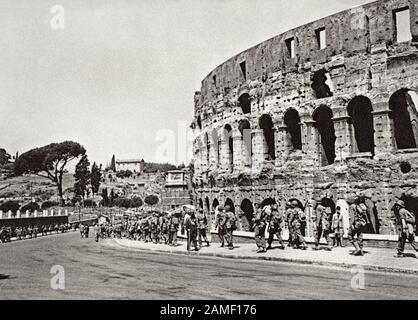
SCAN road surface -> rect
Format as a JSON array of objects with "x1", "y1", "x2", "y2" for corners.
[{"x1": 0, "y1": 231, "x2": 417, "y2": 299}]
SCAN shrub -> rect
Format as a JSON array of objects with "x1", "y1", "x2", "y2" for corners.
[
  {"x1": 0, "y1": 200, "x2": 20, "y2": 213},
  {"x1": 41, "y1": 200, "x2": 60, "y2": 210},
  {"x1": 20, "y1": 202, "x2": 40, "y2": 213},
  {"x1": 144, "y1": 195, "x2": 159, "y2": 206}
]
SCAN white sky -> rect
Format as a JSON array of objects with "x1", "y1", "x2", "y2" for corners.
[{"x1": 0, "y1": 0, "x2": 375, "y2": 168}]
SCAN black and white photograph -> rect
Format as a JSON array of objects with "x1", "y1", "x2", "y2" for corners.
[{"x1": 1, "y1": 0, "x2": 418, "y2": 306}]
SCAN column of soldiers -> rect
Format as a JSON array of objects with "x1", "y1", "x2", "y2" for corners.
[
  {"x1": 0, "y1": 223, "x2": 71, "y2": 243},
  {"x1": 94, "y1": 195, "x2": 418, "y2": 259}
]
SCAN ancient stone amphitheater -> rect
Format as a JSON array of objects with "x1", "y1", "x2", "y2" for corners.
[{"x1": 191, "y1": 0, "x2": 418, "y2": 237}]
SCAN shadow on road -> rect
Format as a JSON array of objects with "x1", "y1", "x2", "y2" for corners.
[{"x1": 0, "y1": 274, "x2": 11, "y2": 280}]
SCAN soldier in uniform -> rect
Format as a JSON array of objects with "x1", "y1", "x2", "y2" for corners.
[
  {"x1": 168, "y1": 211, "x2": 181, "y2": 246},
  {"x1": 80, "y1": 224, "x2": 85, "y2": 238},
  {"x1": 267, "y1": 205, "x2": 285, "y2": 250},
  {"x1": 289, "y1": 201, "x2": 307, "y2": 250},
  {"x1": 313, "y1": 201, "x2": 333, "y2": 251},
  {"x1": 332, "y1": 206, "x2": 344, "y2": 247},
  {"x1": 27, "y1": 225, "x2": 33, "y2": 239},
  {"x1": 16, "y1": 226, "x2": 22, "y2": 240},
  {"x1": 285, "y1": 202, "x2": 295, "y2": 247},
  {"x1": 224, "y1": 205, "x2": 237, "y2": 250},
  {"x1": 84, "y1": 224, "x2": 90, "y2": 238},
  {"x1": 184, "y1": 210, "x2": 199, "y2": 251},
  {"x1": 214, "y1": 206, "x2": 226, "y2": 247},
  {"x1": 393, "y1": 200, "x2": 418, "y2": 257},
  {"x1": 94, "y1": 223, "x2": 101, "y2": 242},
  {"x1": 48, "y1": 224, "x2": 54, "y2": 235},
  {"x1": 142, "y1": 215, "x2": 151, "y2": 242},
  {"x1": 159, "y1": 212, "x2": 170, "y2": 245},
  {"x1": 33, "y1": 225, "x2": 38, "y2": 238},
  {"x1": 196, "y1": 209, "x2": 210, "y2": 248},
  {"x1": 150, "y1": 212, "x2": 160, "y2": 244},
  {"x1": 253, "y1": 203, "x2": 268, "y2": 253},
  {"x1": 347, "y1": 196, "x2": 368, "y2": 256}
]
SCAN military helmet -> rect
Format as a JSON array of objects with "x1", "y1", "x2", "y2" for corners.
[
  {"x1": 217, "y1": 205, "x2": 224, "y2": 211},
  {"x1": 224, "y1": 205, "x2": 231, "y2": 211},
  {"x1": 396, "y1": 200, "x2": 406, "y2": 208},
  {"x1": 291, "y1": 200, "x2": 299, "y2": 207},
  {"x1": 346, "y1": 196, "x2": 356, "y2": 204}
]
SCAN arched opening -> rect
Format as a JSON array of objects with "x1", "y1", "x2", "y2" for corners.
[
  {"x1": 311, "y1": 69, "x2": 333, "y2": 99},
  {"x1": 389, "y1": 89, "x2": 418, "y2": 150},
  {"x1": 261, "y1": 198, "x2": 277, "y2": 208},
  {"x1": 347, "y1": 96, "x2": 375, "y2": 155},
  {"x1": 224, "y1": 125, "x2": 234, "y2": 171},
  {"x1": 239, "y1": 93, "x2": 251, "y2": 114},
  {"x1": 212, "y1": 199, "x2": 219, "y2": 211},
  {"x1": 259, "y1": 114, "x2": 276, "y2": 160},
  {"x1": 240, "y1": 199, "x2": 254, "y2": 231},
  {"x1": 199, "y1": 198, "x2": 204, "y2": 210},
  {"x1": 313, "y1": 105, "x2": 336, "y2": 165},
  {"x1": 239, "y1": 119, "x2": 252, "y2": 167},
  {"x1": 197, "y1": 116, "x2": 202, "y2": 130},
  {"x1": 284, "y1": 109, "x2": 302, "y2": 150},
  {"x1": 224, "y1": 198, "x2": 235, "y2": 213},
  {"x1": 205, "y1": 132, "x2": 210, "y2": 166},
  {"x1": 358, "y1": 195, "x2": 380, "y2": 234},
  {"x1": 205, "y1": 197, "x2": 210, "y2": 213}
]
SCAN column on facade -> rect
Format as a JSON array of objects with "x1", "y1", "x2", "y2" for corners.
[
  {"x1": 252, "y1": 129, "x2": 265, "y2": 172},
  {"x1": 332, "y1": 108, "x2": 352, "y2": 162},
  {"x1": 372, "y1": 96, "x2": 395, "y2": 157},
  {"x1": 218, "y1": 133, "x2": 231, "y2": 173},
  {"x1": 303, "y1": 119, "x2": 320, "y2": 166},
  {"x1": 232, "y1": 129, "x2": 244, "y2": 173},
  {"x1": 193, "y1": 140, "x2": 202, "y2": 178},
  {"x1": 200, "y1": 135, "x2": 208, "y2": 174},
  {"x1": 208, "y1": 134, "x2": 217, "y2": 172},
  {"x1": 275, "y1": 125, "x2": 288, "y2": 166}
]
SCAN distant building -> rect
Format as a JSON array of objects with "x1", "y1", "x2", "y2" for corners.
[
  {"x1": 115, "y1": 159, "x2": 144, "y2": 173},
  {"x1": 161, "y1": 170, "x2": 193, "y2": 211}
]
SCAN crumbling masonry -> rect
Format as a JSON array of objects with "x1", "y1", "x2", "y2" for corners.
[{"x1": 192, "y1": 0, "x2": 418, "y2": 236}]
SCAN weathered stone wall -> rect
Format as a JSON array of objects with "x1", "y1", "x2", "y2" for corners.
[{"x1": 192, "y1": 0, "x2": 418, "y2": 235}]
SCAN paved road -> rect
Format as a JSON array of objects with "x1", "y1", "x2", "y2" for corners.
[{"x1": 0, "y1": 231, "x2": 417, "y2": 299}]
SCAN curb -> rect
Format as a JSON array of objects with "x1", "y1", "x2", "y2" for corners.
[{"x1": 110, "y1": 238, "x2": 418, "y2": 276}]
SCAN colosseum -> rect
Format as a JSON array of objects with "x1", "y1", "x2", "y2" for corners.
[{"x1": 191, "y1": 0, "x2": 418, "y2": 238}]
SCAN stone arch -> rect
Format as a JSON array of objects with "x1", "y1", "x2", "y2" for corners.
[
  {"x1": 223, "y1": 124, "x2": 234, "y2": 170},
  {"x1": 238, "y1": 119, "x2": 252, "y2": 167},
  {"x1": 238, "y1": 93, "x2": 251, "y2": 114},
  {"x1": 347, "y1": 96, "x2": 375, "y2": 155},
  {"x1": 389, "y1": 89, "x2": 418, "y2": 150},
  {"x1": 259, "y1": 114, "x2": 276, "y2": 160},
  {"x1": 311, "y1": 69, "x2": 333, "y2": 99},
  {"x1": 198, "y1": 198, "x2": 204, "y2": 210},
  {"x1": 224, "y1": 198, "x2": 235, "y2": 213},
  {"x1": 284, "y1": 109, "x2": 302, "y2": 150},
  {"x1": 313, "y1": 105, "x2": 336, "y2": 165},
  {"x1": 240, "y1": 198, "x2": 254, "y2": 231}
]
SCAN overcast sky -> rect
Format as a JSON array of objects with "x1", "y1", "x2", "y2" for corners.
[{"x1": 0, "y1": 0, "x2": 375, "y2": 168}]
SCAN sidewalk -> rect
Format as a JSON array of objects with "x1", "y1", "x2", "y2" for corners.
[{"x1": 110, "y1": 237, "x2": 418, "y2": 275}]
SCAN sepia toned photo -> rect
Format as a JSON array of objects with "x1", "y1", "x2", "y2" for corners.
[{"x1": 1, "y1": 0, "x2": 418, "y2": 305}]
